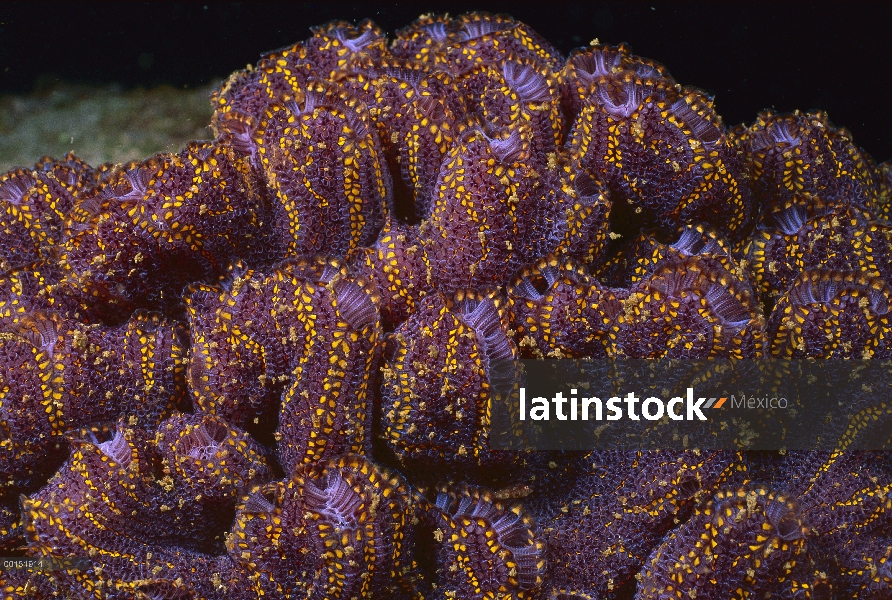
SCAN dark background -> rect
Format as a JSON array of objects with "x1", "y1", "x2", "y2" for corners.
[{"x1": 1, "y1": 2, "x2": 891, "y2": 162}]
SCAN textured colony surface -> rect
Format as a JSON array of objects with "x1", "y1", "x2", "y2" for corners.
[
  {"x1": 414, "y1": 482, "x2": 546, "y2": 599},
  {"x1": 537, "y1": 450, "x2": 741, "y2": 598},
  {"x1": 185, "y1": 256, "x2": 381, "y2": 474},
  {"x1": 0, "y1": 311, "x2": 186, "y2": 550},
  {"x1": 636, "y1": 486, "x2": 812, "y2": 599},
  {"x1": 380, "y1": 289, "x2": 521, "y2": 481},
  {"x1": 1, "y1": 10, "x2": 891, "y2": 600}
]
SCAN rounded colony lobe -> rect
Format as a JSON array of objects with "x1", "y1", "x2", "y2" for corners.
[
  {"x1": 253, "y1": 80, "x2": 392, "y2": 259},
  {"x1": 186, "y1": 257, "x2": 381, "y2": 472},
  {"x1": 414, "y1": 482, "x2": 546, "y2": 599},
  {"x1": 380, "y1": 290, "x2": 520, "y2": 481}
]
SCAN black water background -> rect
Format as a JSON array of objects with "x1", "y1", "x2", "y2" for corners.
[{"x1": 1, "y1": 2, "x2": 890, "y2": 161}]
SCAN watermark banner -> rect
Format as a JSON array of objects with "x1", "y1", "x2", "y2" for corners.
[{"x1": 488, "y1": 359, "x2": 892, "y2": 451}]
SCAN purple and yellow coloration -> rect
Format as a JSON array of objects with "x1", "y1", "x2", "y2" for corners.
[{"x1": 1, "y1": 9, "x2": 892, "y2": 599}]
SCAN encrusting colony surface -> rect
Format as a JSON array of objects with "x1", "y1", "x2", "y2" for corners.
[{"x1": 1, "y1": 11, "x2": 892, "y2": 600}]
